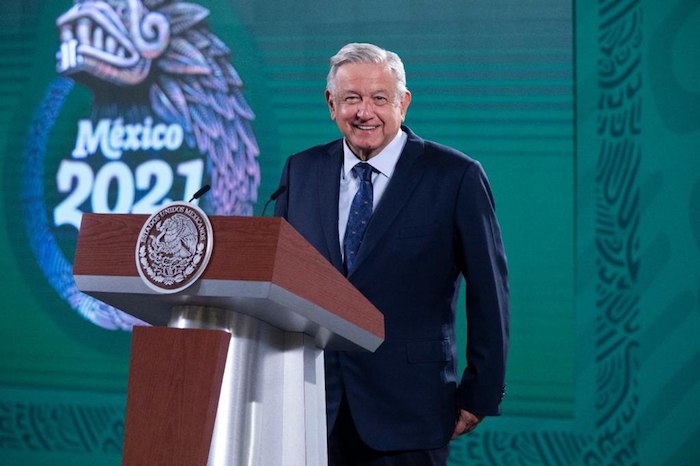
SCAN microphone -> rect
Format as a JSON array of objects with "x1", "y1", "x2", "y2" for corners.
[
  {"x1": 188, "y1": 184, "x2": 211, "y2": 202},
  {"x1": 261, "y1": 185, "x2": 287, "y2": 216}
]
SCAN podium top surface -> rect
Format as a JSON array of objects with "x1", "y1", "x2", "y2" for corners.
[{"x1": 74, "y1": 214, "x2": 384, "y2": 351}]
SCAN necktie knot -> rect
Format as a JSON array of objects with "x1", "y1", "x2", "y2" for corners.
[{"x1": 353, "y1": 162, "x2": 374, "y2": 182}]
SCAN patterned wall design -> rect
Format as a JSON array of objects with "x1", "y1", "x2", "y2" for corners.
[
  {"x1": 0, "y1": 400, "x2": 123, "y2": 454},
  {"x1": 584, "y1": 0, "x2": 641, "y2": 464}
]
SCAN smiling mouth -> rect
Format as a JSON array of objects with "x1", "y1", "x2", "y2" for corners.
[{"x1": 356, "y1": 125, "x2": 379, "y2": 130}]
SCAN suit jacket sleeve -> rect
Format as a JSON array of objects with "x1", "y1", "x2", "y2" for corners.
[{"x1": 454, "y1": 161, "x2": 509, "y2": 416}]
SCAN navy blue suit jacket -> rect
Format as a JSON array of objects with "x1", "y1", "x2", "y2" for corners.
[{"x1": 274, "y1": 126, "x2": 508, "y2": 451}]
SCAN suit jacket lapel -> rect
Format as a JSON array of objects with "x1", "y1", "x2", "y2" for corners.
[
  {"x1": 317, "y1": 140, "x2": 344, "y2": 272},
  {"x1": 348, "y1": 127, "x2": 426, "y2": 277}
]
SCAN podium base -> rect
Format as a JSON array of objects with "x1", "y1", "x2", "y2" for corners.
[{"x1": 169, "y1": 305, "x2": 328, "y2": 466}]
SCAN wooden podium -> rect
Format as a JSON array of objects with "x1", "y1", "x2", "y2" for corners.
[{"x1": 73, "y1": 214, "x2": 384, "y2": 466}]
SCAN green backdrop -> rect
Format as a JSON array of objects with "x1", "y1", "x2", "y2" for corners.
[{"x1": 0, "y1": 0, "x2": 697, "y2": 464}]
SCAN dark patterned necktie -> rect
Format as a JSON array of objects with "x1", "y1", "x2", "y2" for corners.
[{"x1": 344, "y1": 162, "x2": 374, "y2": 273}]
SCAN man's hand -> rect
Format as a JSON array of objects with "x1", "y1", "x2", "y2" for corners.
[{"x1": 451, "y1": 409, "x2": 484, "y2": 439}]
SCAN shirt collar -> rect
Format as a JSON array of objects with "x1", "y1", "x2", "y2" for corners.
[{"x1": 342, "y1": 129, "x2": 408, "y2": 179}]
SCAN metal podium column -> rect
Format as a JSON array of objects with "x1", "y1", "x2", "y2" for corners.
[{"x1": 168, "y1": 305, "x2": 327, "y2": 466}]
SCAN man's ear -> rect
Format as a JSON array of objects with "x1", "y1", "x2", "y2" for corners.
[
  {"x1": 325, "y1": 90, "x2": 336, "y2": 120},
  {"x1": 400, "y1": 90, "x2": 412, "y2": 122}
]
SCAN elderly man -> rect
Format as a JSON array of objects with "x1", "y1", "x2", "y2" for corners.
[{"x1": 275, "y1": 42, "x2": 509, "y2": 466}]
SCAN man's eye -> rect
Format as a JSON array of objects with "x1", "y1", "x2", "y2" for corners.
[
  {"x1": 344, "y1": 96, "x2": 360, "y2": 103},
  {"x1": 374, "y1": 96, "x2": 389, "y2": 105}
]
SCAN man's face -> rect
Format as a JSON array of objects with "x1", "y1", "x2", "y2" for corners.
[{"x1": 326, "y1": 63, "x2": 411, "y2": 160}]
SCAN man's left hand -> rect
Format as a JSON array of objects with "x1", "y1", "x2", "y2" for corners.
[{"x1": 451, "y1": 409, "x2": 484, "y2": 439}]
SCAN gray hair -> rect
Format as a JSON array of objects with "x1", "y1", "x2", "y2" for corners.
[{"x1": 326, "y1": 43, "x2": 408, "y2": 100}]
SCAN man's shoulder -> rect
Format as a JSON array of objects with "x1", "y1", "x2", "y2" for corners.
[
  {"x1": 405, "y1": 126, "x2": 477, "y2": 168},
  {"x1": 417, "y1": 137, "x2": 481, "y2": 175}
]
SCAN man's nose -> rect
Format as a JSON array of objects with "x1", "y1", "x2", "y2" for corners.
[{"x1": 356, "y1": 98, "x2": 374, "y2": 117}]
